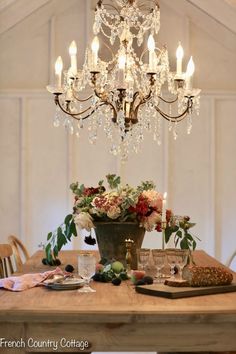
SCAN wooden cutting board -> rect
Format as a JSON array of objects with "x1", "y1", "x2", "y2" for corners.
[{"x1": 136, "y1": 282, "x2": 236, "y2": 299}]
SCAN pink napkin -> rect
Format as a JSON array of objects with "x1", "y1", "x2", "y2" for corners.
[{"x1": 0, "y1": 267, "x2": 65, "y2": 291}]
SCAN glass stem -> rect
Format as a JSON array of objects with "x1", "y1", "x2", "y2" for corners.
[{"x1": 170, "y1": 264, "x2": 175, "y2": 279}]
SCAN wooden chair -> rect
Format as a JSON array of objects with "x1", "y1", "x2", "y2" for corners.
[
  {"x1": 8, "y1": 235, "x2": 30, "y2": 272},
  {"x1": 0, "y1": 244, "x2": 14, "y2": 278}
]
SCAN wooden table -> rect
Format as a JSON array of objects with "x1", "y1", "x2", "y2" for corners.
[{"x1": 0, "y1": 250, "x2": 236, "y2": 353}]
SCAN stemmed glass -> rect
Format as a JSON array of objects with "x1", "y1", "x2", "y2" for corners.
[
  {"x1": 78, "y1": 253, "x2": 96, "y2": 293},
  {"x1": 166, "y1": 249, "x2": 177, "y2": 280},
  {"x1": 151, "y1": 249, "x2": 166, "y2": 283},
  {"x1": 175, "y1": 249, "x2": 189, "y2": 280},
  {"x1": 137, "y1": 248, "x2": 150, "y2": 270}
]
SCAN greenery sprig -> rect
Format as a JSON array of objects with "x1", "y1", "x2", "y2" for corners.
[
  {"x1": 45, "y1": 214, "x2": 77, "y2": 262},
  {"x1": 165, "y1": 217, "x2": 200, "y2": 251}
]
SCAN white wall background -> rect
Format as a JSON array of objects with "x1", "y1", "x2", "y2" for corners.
[{"x1": 0, "y1": 0, "x2": 236, "y2": 269}]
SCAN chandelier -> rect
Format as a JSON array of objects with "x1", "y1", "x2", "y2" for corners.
[{"x1": 47, "y1": 0, "x2": 201, "y2": 160}]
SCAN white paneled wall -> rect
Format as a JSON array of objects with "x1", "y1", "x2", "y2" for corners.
[
  {"x1": 1, "y1": 90, "x2": 236, "y2": 266},
  {"x1": 0, "y1": 0, "x2": 236, "y2": 268}
]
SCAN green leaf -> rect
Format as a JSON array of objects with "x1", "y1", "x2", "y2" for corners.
[
  {"x1": 58, "y1": 232, "x2": 67, "y2": 251},
  {"x1": 53, "y1": 245, "x2": 59, "y2": 258},
  {"x1": 165, "y1": 227, "x2": 173, "y2": 244},
  {"x1": 69, "y1": 219, "x2": 77, "y2": 237},
  {"x1": 176, "y1": 230, "x2": 182, "y2": 238},
  {"x1": 45, "y1": 243, "x2": 52, "y2": 261},
  {"x1": 47, "y1": 232, "x2": 52, "y2": 241},
  {"x1": 57, "y1": 226, "x2": 63, "y2": 238},
  {"x1": 174, "y1": 237, "x2": 179, "y2": 248},
  {"x1": 172, "y1": 225, "x2": 179, "y2": 233},
  {"x1": 186, "y1": 233, "x2": 193, "y2": 241},
  {"x1": 192, "y1": 240, "x2": 197, "y2": 250},
  {"x1": 187, "y1": 222, "x2": 196, "y2": 229},
  {"x1": 180, "y1": 237, "x2": 189, "y2": 249},
  {"x1": 70, "y1": 182, "x2": 78, "y2": 193},
  {"x1": 64, "y1": 214, "x2": 73, "y2": 225},
  {"x1": 106, "y1": 174, "x2": 121, "y2": 189}
]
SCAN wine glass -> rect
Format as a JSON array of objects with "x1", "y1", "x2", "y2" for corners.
[
  {"x1": 78, "y1": 253, "x2": 96, "y2": 293},
  {"x1": 175, "y1": 249, "x2": 189, "y2": 280},
  {"x1": 166, "y1": 249, "x2": 177, "y2": 280},
  {"x1": 136, "y1": 248, "x2": 150, "y2": 270},
  {"x1": 151, "y1": 249, "x2": 166, "y2": 283}
]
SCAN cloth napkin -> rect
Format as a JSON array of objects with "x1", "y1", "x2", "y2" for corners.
[{"x1": 0, "y1": 267, "x2": 65, "y2": 291}]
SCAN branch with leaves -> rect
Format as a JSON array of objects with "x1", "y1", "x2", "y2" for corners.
[
  {"x1": 45, "y1": 214, "x2": 77, "y2": 262},
  {"x1": 165, "y1": 216, "x2": 200, "y2": 251}
]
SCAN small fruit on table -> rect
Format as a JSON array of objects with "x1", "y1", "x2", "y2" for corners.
[
  {"x1": 130, "y1": 270, "x2": 146, "y2": 284},
  {"x1": 95, "y1": 263, "x2": 104, "y2": 273},
  {"x1": 65, "y1": 264, "x2": 74, "y2": 273},
  {"x1": 112, "y1": 278, "x2": 122, "y2": 286},
  {"x1": 111, "y1": 261, "x2": 124, "y2": 273}
]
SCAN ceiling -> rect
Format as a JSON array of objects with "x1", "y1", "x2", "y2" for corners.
[{"x1": 0, "y1": 0, "x2": 236, "y2": 35}]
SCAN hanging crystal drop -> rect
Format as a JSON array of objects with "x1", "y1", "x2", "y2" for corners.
[
  {"x1": 79, "y1": 118, "x2": 83, "y2": 129},
  {"x1": 187, "y1": 115, "x2": 192, "y2": 135},
  {"x1": 76, "y1": 129, "x2": 80, "y2": 138},
  {"x1": 110, "y1": 30, "x2": 116, "y2": 45},
  {"x1": 69, "y1": 123, "x2": 74, "y2": 135},
  {"x1": 53, "y1": 106, "x2": 61, "y2": 127},
  {"x1": 110, "y1": 144, "x2": 118, "y2": 156},
  {"x1": 89, "y1": 132, "x2": 97, "y2": 144},
  {"x1": 173, "y1": 121, "x2": 178, "y2": 140},
  {"x1": 157, "y1": 114, "x2": 161, "y2": 146}
]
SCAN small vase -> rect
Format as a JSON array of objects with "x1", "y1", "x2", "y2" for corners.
[{"x1": 94, "y1": 222, "x2": 145, "y2": 269}]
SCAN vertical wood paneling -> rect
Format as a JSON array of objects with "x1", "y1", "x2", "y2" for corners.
[
  {"x1": 0, "y1": 97, "x2": 21, "y2": 242},
  {"x1": 0, "y1": 0, "x2": 236, "y2": 265},
  {"x1": 168, "y1": 97, "x2": 214, "y2": 255},
  {"x1": 22, "y1": 97, "x2": 69, "y2": 253},
  {"x1": 215, "y1": 98, "x2": 236, "y2": 264}
]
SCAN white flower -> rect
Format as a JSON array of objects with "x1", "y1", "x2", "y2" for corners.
[
  {"x1": 107, "y1": 206, "x2": 121, "y2": 219},
  {"x1": 74, "y1": 212, "x2": 94, "y2": 231}
]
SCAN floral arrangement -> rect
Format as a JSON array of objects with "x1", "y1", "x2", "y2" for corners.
[{"x1": 45, "y1": 174, "x2": 199, "y2": 262}]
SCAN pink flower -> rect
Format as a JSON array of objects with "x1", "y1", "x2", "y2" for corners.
[
  {"x1": 140, "y1": 211, "x2": 162, "y2": 231},
  {"x1": 142, "y1": 190, "x2": 163, "y2": 211}
]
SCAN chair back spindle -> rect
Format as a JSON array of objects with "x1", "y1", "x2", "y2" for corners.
[
  {"x1": 8, "y1": 235, "x2": 30, "y2": 272},
  {"x1": 0, "y1": 244, "x2": 14, "y2": 278}
]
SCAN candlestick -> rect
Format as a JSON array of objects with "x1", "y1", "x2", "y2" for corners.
[
  {"x1": 161, "y1": 221, "x2": 167, "y2": 250},
  {"x1": 162, "y1": 192, "x2": 167, "y2": 222},
  {"x1": 147, "y1": 34, "x2": 156, "y2": 72},
  {"x1": 185, "y1": 56, "x2": 195, "y2": 91},
  {"x1": 55, "y1": 56, "x2": 63, "y2": 88},
  {"x1": 69, "y1": 40, "x2": 77, "y2": 75},
  {"x1": 118, "y1": 53, "x2": 126, "y2": 88},
  {"x1": 176, "y1": 42, "x2": 184, "y2": 76},
  {"x1": 91, "y1": 36, "x2": 99, "y2": 69},
  {"x1": 125, "y1": 238, "x2": 134, "y2": 272}
]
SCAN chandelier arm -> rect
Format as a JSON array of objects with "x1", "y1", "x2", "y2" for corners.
[
  {"x1": 72, "y1": 91, "x2": 93, "y2": 102},
  {"x1": 102, "y1": 3, "x2": 120, "y2": 14},
  {"x1": 133, "y1": 97, "x2": 150, "y2": 118},
  {"x1": 94, "y1": 89, "x2": 106, "y2": 101},
  {"x1": 158, "y1": 95, "x2": 178, "y2": 104},
  {"x1": 138, "y1": 0, "x2": 160, "y2": 10},
  {"x1": 93, "y1": 89, "x2": 117, "y2": 119},
  {"x1": 55, "y1": 95, "x2": 94, "y2": 119},
  {"x1": 154, "y1": 98, "x2": 193, "y2": 122}
]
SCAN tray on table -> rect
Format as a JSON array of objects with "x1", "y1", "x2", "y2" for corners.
[{"x1": 135, "y1": 282, "x2": 236, "y2": 299}]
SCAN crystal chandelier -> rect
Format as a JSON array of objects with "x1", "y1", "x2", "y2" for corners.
[{"x1": 47, "y1": 0, "x2": 201, "y2": 160}]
